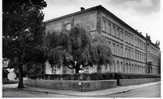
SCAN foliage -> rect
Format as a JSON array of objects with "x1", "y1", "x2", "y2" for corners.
[
  {"x1": 45, "y1": 26, "x2": 113, "y2": 73},
  {"x1": 33, "y1": 73, "x2": 160, "y2": 80},
  {"x1": 3, "y1": 0, "x2": 47, "y2": 88},
  {"x1": 3, "y1": 69, "x2": 9, "y2": 78},
  {"x1": 90, "y1": 41, "x2": 113, "y2": 72},
  {"x1": 25, "y1": 62, "x2": 44, "y2": 79},
  {"x1": 3, "y1": 0, "x2": 47, "y2": 58}
]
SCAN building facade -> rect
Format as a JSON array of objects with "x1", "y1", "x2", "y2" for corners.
[{"x1": 44, "y1": 5, "x2": 161, "y2": 75}]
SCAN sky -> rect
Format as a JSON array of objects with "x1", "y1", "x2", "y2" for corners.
[{"x1": 43, "y1": 0, "x2": 161, "y2": 45}]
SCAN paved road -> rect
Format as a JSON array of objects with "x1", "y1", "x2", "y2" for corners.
[
  {"x1": 103, "y1": 82, "x2": 161, "y2": 98},
  {"x1": 3, "y1": 84, "x2": 74, "y2": 97},
  {"x1": 3, "y1": 87, "x2": 75, "y2": 97},
  {"x1": 3, "y1": 82, "x2": 161, "y2": 98}
]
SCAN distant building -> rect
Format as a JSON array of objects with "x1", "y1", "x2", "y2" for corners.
[{"x1": 44, "y1": 5, "x2": 161, "y2": 75}]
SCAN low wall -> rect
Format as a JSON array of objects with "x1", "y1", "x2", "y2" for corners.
[
  {"x1": 119, "y1": 78, "x2": 160, "y2": 86},
  {"x1": 24, "y1": 79, "x2": 117, "y2": 92}
]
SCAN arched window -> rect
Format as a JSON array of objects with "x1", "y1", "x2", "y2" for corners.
[
  {"x1": 113, "y1": 61, "x2": 116, "y2": 72},
  {"x1": 126, "y1": 63, "x2": 128, "y2": 73},
  {"x1": 108, "y1": 64, "x2": 111, "y2": 72},
  {"x1": 117, "y1": 61, "x2": 119, "y2": 72},
  {"x1": 135, "y1": 64, "x2": 137, "y2": 73},
  {"x1": 117, "y1": 44, "x2": 119, "y2": 55},
  {"x1": 120, "y1": 62, "x2": 123, "y2": 72},
  {"x1": 111, "y1": 61, "x2": 115, "y2": 72},
  {"x1": 132, "y1": 64, "x2": 134, "y2": 73},
  {"x1": 123, "y1": 62, "x2": 125, "y2": 73},
  {"x1": 129, "y1": 63, "x2": 131, "y2": 73},
  {"x1": 114, "y1": 61, "x2": 116, "y2": 72}
]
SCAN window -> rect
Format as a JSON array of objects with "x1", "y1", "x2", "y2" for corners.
[
  {"x1": 65, "y1": 23, "x2": 71, "y2": 30},
  {"x1": 102, "y1": 19, "x2": 106, "y2": 31},
  {"x1": 125, "y1": 47, "x2": 128, "y2": 57},
  {"x1": 120, "y1": 62, "x2": 123, "y2": 72},
  {"x1": 112, "y1": 43, "x2": 115, "y2": 54},
  {"x1": 117, "y1": 44, "x2": 119, "y2": 55},
  {"x1": 123, "y1": 62, "x2": 125, "y2": 72},
  {"x1": 117, "y1": 27, "x2": 120, "y2": 38},
  {"x1": 106, "y1": 22, "x2": 111, "y2": 33},
  {"x1": 113, "y1": 25, "x2": 116, "y2": 36},
  {"x1": 108, "y1": 41, "x2": 111, "y2": 44},
  {"x1": 117, "y1": 61, "x2": 119, "y2": 72},
  {"x1": 112, "y1": 61, "x2": 115, "y2": 72},
  {"x1": 129, "y1": 63, "x2": 131, "y2": 73},
  {"x1": 126, "y1": 63, "x2": 128, "y2": 73},
  {"x1": 128, "y1": 48, "x2": 131, "y2": 58},
  {"x1": 120, "y1": 29, "x2": 123, "y2": 40},
  {"x1": 132, "y1": 64, "x2": 134, "y2": 72},
  {"x1": 121, "y1": 45, "x2": 123, "y2": 56},
  {"x1": 105, "y1": 64, "x2": 107, "y2": 70}
]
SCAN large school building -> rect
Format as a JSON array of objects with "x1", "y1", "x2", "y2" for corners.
[{"x1": 44, "y1": 5, "x2": 161, "y2": 75}]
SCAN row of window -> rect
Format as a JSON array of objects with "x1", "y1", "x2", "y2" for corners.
[
  {"x1": 106, "y1": 39, "x2": 146, "y2": 62},
  {"x1": 100, "y1": 61, "x2": 146, "y2": 74},
  {"x1": 147, "y1": 53, "x2": 160, "y2": 66},
  {"x1": 134, "y1": 49, "x2": 146, "y2": 62},
  {"x1": 147, "y1": 44, "x2": 160, "y2": 56},
  {"x1": 102, "y1": 17, "x2": 146, "y2": 50},
  {"x1": 150, "y1": 66, "x2": 159, "y2": 74}
]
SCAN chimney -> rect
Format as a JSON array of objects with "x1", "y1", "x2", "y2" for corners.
[{"x1": 80, "y1": 7, "x2": 85, "y2": 12}]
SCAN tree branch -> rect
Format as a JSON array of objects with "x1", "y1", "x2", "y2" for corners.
[
  {"x1": 79, "y1": 68, "x2": 83, "y2": 70},
  {"x1": 67, "y1": 65, "x2": 74, "y2": 69}
]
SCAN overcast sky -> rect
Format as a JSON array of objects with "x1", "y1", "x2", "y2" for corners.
[{"x1": 43, "y1": 0, "x2": 160, "y2": 44}]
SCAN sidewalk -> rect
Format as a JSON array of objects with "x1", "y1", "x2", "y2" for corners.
[{"x1": 23, "y1": 81, "x2": 160, "y2": 97}]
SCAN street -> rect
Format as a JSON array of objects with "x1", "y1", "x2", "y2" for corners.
[
  {"x1": 101, "y1": 82, "x2": 161, "y2": 98},
  {"x1": 3, "y1": 85, "x2": 75, "y2": 97},
  {"x1": 3, "y1": 82, "x2": 161, "y2": 98}
]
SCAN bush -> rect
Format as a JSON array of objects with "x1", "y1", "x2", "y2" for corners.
[
  {"x1": 3, "y1": 69, "x2": 9, "y2": 78},
  {"x1": 29, "y1": 72, "x2": 160, "y2": 80}
]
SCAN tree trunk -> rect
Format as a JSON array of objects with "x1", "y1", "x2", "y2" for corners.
[
  {"x1": 75, "y1": 67, "x2": 79, "y2": 74},
  {"x1": 18, "y1": 64, "x2": 24, "y2": 88},
  {"x1": 97, "y1": 64, "x2": 101, "y2": 73}
]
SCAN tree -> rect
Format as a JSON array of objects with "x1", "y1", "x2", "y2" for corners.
[
  {"x1": 90, "y1": 42, "x2": 113, "y2": 72},
  {"x1": 3, "y1": 0, "x2": 47, "y2": 88},
  {"x1": 90, "y1": 34, "x2": 113, "y2": 72},
  {"x1": 45, "y1": 26, "x2": 113, "y2": 74},
  {"x1": 65, "y1": 27, "x2": 92, "y2": 73}
]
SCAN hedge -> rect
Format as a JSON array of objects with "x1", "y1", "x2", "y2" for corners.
[{"x1": 29, "y1": 72, "x2": 160, "y2": 80}]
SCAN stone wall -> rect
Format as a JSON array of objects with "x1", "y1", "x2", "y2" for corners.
[
  {"x1": 24, "y1": 78, "x2": 160, "y2": 91},
  {"x1": 119, "y1": 78, "x2": 160, "y2": 86},
  {"x1": 24, "y1": 79, "x2": 117, "y2": 92}
]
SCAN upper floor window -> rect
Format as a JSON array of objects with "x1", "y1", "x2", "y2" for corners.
[
  {"x1": 102, "y1": 19, "x2": 106, "y2": 31},
  {"x1": 113, "y1": 43, "x2": 115, "y2": 46},
  {"x1": 65, "y1": 23, "x2": 71, "y2": 30},
  {"x1": 106, "y1": 22, "x2": 111, "y2": 34}
]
